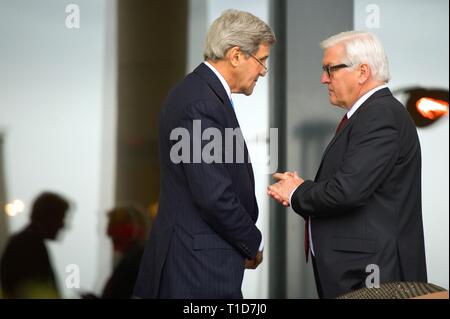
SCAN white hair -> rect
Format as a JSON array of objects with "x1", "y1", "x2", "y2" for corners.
[
  {"x1": 204, "y1": 9, "x2": 276, "y2": 61},
  {"x1": 321, "y1": 31, "x2": 391, "y2": 83}
]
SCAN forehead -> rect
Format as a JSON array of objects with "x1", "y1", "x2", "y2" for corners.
[{"x1": 323, "y1": 43, "x2": 346, "y2": 63}]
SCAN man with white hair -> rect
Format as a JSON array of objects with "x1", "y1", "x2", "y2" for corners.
[
  {"x1": 134, "y1": 9, "x2": 275, "y2": 298},
  {"x1": 268, "y1": 31, "x2": 427, "y2": 298}
]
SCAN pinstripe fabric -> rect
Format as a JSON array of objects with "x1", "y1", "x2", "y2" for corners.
[{"x1": 133, "y1": 63, "x2": 261, "y2": 299}]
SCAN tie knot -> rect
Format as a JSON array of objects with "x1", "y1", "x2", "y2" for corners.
[{"x1": 336, "y1": 114, "x2": 348, "y2": 134}]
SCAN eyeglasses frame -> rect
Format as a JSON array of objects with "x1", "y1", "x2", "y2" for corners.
[{"x1": 322, "y1": 63, "x2": 349, "y2": 77}]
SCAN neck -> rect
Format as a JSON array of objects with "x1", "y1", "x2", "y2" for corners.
[
  {"x1": 347, "y1": 79, "x2": 385, "y2": 108},
  {"x1": 359, "y1": 79, "x2": 385, "y2": 98},
  {"x1": 206, "y1": 59, "x2": 236, "y2": 92}
]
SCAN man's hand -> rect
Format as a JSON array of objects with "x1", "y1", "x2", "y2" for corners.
[
  {"x1": 245, "y1": 250, "x2": 263, "y2": 269},
  {"x1": 267, "y1": 171, "x2": 304, "y2": 207}
]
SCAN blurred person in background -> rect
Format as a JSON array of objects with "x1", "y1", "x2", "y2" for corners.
[
  {"x1": 0, "y1": 192, "x2": 69, "y2": 298},
  {"x1": 82, "y1": 204, "x2": 150, "y2": 299}
]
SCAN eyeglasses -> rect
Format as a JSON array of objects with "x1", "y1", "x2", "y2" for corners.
[
  {"x1": 322, "y1": 63, "x2": 349, "y2": 77},
  {"x1": 250, "y1": 54, "x2": 268, "y2": 74}
]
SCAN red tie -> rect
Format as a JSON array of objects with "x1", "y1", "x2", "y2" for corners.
[
  {"x1": 335, "y1": 114, "x2": 348, "y2": 134},
  {"x1": 304, "y1": 218, "x2": 310, "y2": 262}
]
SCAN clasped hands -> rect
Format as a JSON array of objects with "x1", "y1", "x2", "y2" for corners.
[
  {"x1": 244, "y1": 171, "x2": 303, "y2": 269},
  {"x1": 267, "y1": 171, "x2": 304, "y2": 207}
]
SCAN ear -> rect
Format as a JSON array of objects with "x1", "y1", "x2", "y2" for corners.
[
  {"x1": 227, "y1": 46, "x2": 241, "y2": 67},
  {"x1": 358, "y1": 64, "x2": 371, "y2": 84}
]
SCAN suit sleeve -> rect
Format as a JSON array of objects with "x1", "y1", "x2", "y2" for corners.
[
  {"x1": 179, "y1": 101, "x2": 261, "y2": 259},
  {"x1": 291, "y1": 105, "x2": 399, "y2": 218}
]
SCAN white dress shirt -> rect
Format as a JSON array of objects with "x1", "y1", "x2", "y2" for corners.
[{"x1": 203, "y1": 61, "x2": 233, "y2": 104}]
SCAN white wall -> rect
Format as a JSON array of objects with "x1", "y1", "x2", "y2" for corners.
[
  {"x1": 188, "y1": 0, "x2": 271, "y2": 298},
  {"x1": 354, "y1": 0, "x2": 449, "y2": 289},
  {"x1": 0, "y1": 0, "x2": 117, "y2": 297}
]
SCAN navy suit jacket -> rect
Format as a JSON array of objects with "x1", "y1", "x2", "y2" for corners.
[
  {"x1": 292, "y1": 88, "x2": 427, "y2": 298},
  {"x1": 134, "y1": 63, "x2": 261, "y2": 298}
]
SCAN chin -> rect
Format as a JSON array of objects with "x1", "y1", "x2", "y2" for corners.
[{"x1": 244, "y1": 89, "x2": 254, "y2": 96}]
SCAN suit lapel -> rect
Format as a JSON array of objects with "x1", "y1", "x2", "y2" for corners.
[
  {"x1": 194, "y1": 63, "x2": 234, "y2": 110},
  {"x1": 193, "y1": 63, "x2": 255, "y2": 187},
  {"x1": 315, "y1": 88, "x2": 393, "y2": 180}
]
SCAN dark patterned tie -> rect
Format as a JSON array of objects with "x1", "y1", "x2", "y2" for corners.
[{"x1": 335, "y1": 114, "x2": 348, "y2": 134}]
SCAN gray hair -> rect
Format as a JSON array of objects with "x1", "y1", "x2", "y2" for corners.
[
  {"x1": 204, "y1": 9, "x2": 276, "y2": 61},
  {"x1": 321, "y1": 31, "x2": 391, "y2": 83}
]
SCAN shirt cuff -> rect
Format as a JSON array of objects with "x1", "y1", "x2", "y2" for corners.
[
  {"x1": 289, "y1": 185, "x2": 301, "y2": 206},
  {"x1": 258, "y1": 237, "x2": 264, "y2": 252}
]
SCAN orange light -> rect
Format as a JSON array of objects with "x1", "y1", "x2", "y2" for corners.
[{"x1": 416, "y1": 97, "x2": 449, "y2": 120}]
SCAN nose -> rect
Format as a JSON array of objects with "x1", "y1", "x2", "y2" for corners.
[
  {"x1": 259, "y1": 68, "x2": 268, "y2": 77},
  {"x1": 321, "y1": 71, "x2": 330, "y2": 84}
]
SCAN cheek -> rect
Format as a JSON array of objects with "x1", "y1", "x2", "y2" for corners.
[
  {"x1": 242, "y1": 65, "x2": 256, "y2": 80},
  {"x1": 243, "y1": 69, "x2": 253, "y2": 81},
  {"x1": 332, "y1": 82, "x2": 345, "y2": 97}
]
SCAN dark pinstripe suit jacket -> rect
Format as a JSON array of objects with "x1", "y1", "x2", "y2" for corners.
[{"x1": 133, "y1": 63, "x2": 261, "y2": 298}]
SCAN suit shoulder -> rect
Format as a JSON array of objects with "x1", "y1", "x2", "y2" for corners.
[
  {"x1": 357, "y1": 93, "x2": 419, "y2": 145},
  {"x1": 375, "y1": 94, "x2": 417, "y2": 129},
  {"x1": 360, "y1": 93, "x2": 410, "y2": 123},
  {"x1": 167, "y1": 72, "x2": 211, "y2": 103},
  {"x1": 160, "y1": 72, "x2": 228, "y2": 126},
  {"x1": 163, "y1": 73, "x2": 220, "y2": 111}
]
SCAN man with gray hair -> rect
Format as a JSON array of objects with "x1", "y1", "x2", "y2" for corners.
[
  {"x1": 134, "y1": 9, "x2": 275, "y2": 298},
  {"x1": 268, "y1": 31, "x2": 427, "y2": 298}
]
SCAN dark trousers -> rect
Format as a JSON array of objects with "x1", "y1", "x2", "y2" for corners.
[{"x1": 311, "y1": 255, "x2": 324, "y2": 299}]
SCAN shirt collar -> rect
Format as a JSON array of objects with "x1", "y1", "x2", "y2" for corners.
[
  {"x1": 347, "y1": 84, "x2": 388, "y2": 119},
  {"x1": 203, "y1": 61, "x2": 232, "y2": 102}
]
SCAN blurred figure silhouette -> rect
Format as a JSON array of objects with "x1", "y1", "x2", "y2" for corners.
[
  {"x1": 102, "y1": 205, "x2": 148, "y2": 298},
  {"x1": 0, "y1": 192, "x2": 69, "y2": 298},
  {"x1": 82, "y1": 205, "x2": 149, "y2": 299}
]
